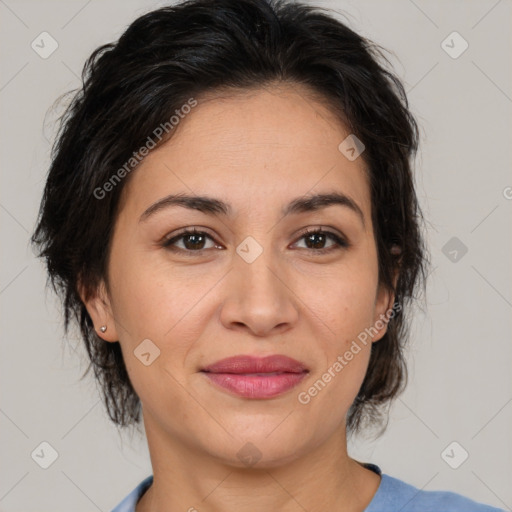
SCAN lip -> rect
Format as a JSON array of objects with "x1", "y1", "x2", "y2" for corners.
[
  {"x1": 201, "y1": 355, "x2": 309, "y2": 399},
  {"x1": 202, "y1": 355, "x2": 308, "y2": 374}
]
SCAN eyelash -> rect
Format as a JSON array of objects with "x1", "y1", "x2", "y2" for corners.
[{"x1": 162, "y1": 227, "x2": 349, "y2": 256}]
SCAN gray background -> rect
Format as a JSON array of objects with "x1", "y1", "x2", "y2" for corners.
[{"x1": 1, "y1": 0, "x2": 511, "y2": 510}]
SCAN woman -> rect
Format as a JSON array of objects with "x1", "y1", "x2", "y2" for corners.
[{"x1": 31, "y1": 0, "x2": 505, "y2": 511}]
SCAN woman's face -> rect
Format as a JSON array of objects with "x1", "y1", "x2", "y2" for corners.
[{"x1": 86, "y1": 84, "x2": 394, "y2": 467}]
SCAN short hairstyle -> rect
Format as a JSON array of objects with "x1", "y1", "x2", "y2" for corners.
[{"x1": 31, "y1": 0, "x2": 429, "y2": 437}]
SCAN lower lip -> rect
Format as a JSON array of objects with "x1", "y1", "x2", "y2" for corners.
[{"x1": 202, "y1": 372, "x2": 308, "y2": 399}]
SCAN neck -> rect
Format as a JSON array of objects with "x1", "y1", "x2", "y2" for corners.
[{"x1": 136, "y1": 412, "x2": 381, "y2": 512}]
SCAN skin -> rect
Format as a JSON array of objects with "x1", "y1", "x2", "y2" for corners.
[{"x1": 82, "y1": 83, "x2": 396, "y2": 512}]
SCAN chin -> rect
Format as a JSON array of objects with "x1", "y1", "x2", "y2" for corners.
[{"x1": 202, "y1": 429, "x2": 311, "y2": 470}]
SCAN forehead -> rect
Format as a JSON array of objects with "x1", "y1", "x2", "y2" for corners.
[{"x1": 119, "y1": 84, "x2": 371, "y2": 223}]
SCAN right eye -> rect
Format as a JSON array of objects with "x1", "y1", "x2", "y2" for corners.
[{"x1": 162, "y1": 228, "x2": 220, "y2": 255}]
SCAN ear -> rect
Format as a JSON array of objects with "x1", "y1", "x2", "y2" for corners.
[
  {"x1": 77, "y1": 278, "x2": 119, "y2": 343},
  {"x1": 371, "y1": 269, "x2": 399, "y2": 343}
]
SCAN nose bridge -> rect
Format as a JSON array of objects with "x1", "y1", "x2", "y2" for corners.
[
  {"x1": 236, "y1": 235, "x2": 284, "y2": 301},
  {"x1": 220, "y1": 234, "x2": 298, "y2": 335}
]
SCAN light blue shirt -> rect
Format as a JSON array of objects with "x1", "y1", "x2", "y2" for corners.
[{"x1": 110, "y1": 463, "x2": 505, "y2": 512}]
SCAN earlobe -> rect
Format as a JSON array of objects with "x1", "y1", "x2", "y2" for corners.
[{"x1": 77, "y1": 278, "x2": 119, "y2": 342}]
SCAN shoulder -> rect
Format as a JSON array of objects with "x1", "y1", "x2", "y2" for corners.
[
  {"x1": 110, "y1": 471, "x2": 505, "y2": 512},
  {"x1": 366, "y1": 472, "x2": 505, "y2": 512},
  {"x1": 110, "y1": 475, "x2": 153, "y2": 512}
]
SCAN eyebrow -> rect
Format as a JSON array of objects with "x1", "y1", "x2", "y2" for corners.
[{"x1": 139, "y1": 191, "x2": 365, "y2": 227}]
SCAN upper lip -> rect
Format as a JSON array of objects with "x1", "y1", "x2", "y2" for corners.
[{"x1": 201, "y1": 355, "x2": 309, "y2": 374}]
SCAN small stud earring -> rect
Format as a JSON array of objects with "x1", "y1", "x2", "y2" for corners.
[{"x1": 100, "y1": 325, "x2": 107, "y2": 333}]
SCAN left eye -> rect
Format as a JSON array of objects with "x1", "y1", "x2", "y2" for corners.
[{"x1": 292, "y1": 228, "x2": 348, "y2": 254}]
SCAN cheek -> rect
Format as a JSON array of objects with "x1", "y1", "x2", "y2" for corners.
[
  {"x1": 298, "y1": 282, "x2": 375, "y2": 422},
  {"x1": 108, "y1": 247, "x2": 221, "y2": 378},
  {"x1": 300, "y1": 257, "x2": 378, "y2": 402},
  {"x1": 108, "y1": 245, "x2": 185, "y2": 335},
  {"x1": 109, "y1": 254, "x2": 204, "y2": 414},
  {"x1": 304, "y1": 262, "x2": 379, "y2": 342}
]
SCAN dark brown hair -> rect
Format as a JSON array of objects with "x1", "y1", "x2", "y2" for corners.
[{"x1": 31, "y1": 0, "x2": 429, "y2": 437}]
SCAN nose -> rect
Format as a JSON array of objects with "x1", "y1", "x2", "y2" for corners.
[{"x1": 219, "y1": 248, "x2": 299, "y2": 337}]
